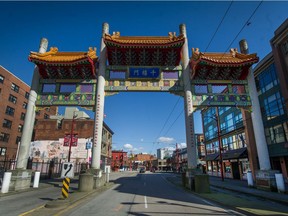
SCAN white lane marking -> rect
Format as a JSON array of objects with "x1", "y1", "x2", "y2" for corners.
[
  {"x1": 144, "y1": 182, "x2": 146, "y2": 186},
  {"x1": 144, "y1": 196, "x2": 148, "y2": 208}
]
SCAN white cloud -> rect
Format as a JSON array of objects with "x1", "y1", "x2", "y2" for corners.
[
  {"x1": 178, "y1": 143, "x2": 187, "y2": 148},
  {"x1": 157, "y1": 136, "x2": 175, "y2": 144},
  {"x1": 139, "y1": 147, "x2": 144, "y2": 150},
  {"x1": 140, "y1": 138, "x2": 144, "y2": 142},
  {"x1": 123, "y1": 143, "x2": 133, "y2": 150}
]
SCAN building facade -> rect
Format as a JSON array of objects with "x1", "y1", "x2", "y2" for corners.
[
  {"x1": 202, "y1": 107, "x2": 249, "y2": 180},
  {"x1": 252, "y1": 18, "x2": 288, "y2": 181},
  {"x1": 0, "y1": 66, "x2": 57, "y2": 160},
  {"x1": 33, "y1": 108, "x2": 113, "y2": 168},
  {"x1": 111, "y1": 150, "x2": 128, "y2": 171},
  {"x1": 269, "y1": 18, "x2": 288, "y2": 180},
  {"x1": 202, "y1": 19, "x2": 288, "y2": 182}
]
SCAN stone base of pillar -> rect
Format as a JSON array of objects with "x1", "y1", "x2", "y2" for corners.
[
  {"x1": 86, "y1": 168, "x2": 106, "y2": 189},
  {"x1": 185, "y1": 168, "x2": 202, "y2": 190},
  {"x1": 78, "y1": 172, "x2": 94, "y2": 192},
  {"x1": 9, "y1": 169, "x2": 33, "y2": 191},
  {"x1": 255, "y1": 170, "x2": 280, "y2": 192}
]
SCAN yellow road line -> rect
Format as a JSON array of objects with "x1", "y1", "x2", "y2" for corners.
[
  {"x1": 113, "y1": 204, "x2": 123, "y2": 211},
  {"x1": 18, "y1": 204, "x2": 45, "y2": 216}
]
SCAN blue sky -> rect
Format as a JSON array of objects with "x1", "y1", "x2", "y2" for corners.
[{"x1": 0, "y1": 1, "x2": 287, "y2": 155}]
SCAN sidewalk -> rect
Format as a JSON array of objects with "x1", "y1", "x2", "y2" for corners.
[
  {"x1": 208, "y1": 175, "x2": 288, "y2": 205},
  {"x1": 170, "y1": 174, "x2": 288, "y2": 206}
]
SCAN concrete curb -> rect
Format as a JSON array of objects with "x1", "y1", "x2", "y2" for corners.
[{"x1": 210, "y1": 183, "x2": 288, "y2": 206}]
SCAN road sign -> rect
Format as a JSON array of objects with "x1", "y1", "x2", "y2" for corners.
[
  {"x1": 61, "y1": 162, "x2": 74, "y2": 178},
  {"x1": 86, "y1": 141, "x2": 92, "y2": 149}
]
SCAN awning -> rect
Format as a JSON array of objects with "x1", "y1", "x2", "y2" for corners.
[
  {"x1": 222, "y1": 148, "x2": 247, "y2": 160},
  {"x1": 204, "y1": 153, "x2": 219, "y2": 161}
]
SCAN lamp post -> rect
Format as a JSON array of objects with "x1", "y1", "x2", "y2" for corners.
[
  {"x1": 215, "y1": 107, "x2": 224, "y2": 181},
  {"x1": 204, "y1": 107, "x2": 224, "y2": 181},
  {"x1": 68, "y1": 112, "x2": 77, "y2": 162}
]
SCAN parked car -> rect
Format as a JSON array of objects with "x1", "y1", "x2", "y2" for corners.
[{"x1": 139, "y1": 167, "x2": 146, "y2": 173}]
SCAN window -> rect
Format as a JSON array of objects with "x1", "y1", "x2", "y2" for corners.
[
  {"x1": 80, "y1": 84, "x2": 93, "y2": 93},
  {"x1": 20, "y1": 112, "x2": 25, "y2": 120},
  {"x1": 262, "y1": 92, "x2": 284, "y2": 121},
  {"x1": 265, "y1": 124, "x2": 287, "y2": 145},
  {"x1": 16, "y1": 136, "x2": 21, "y2": 144},
  {"x1": 0, "y1": 132, "x2": 10, "y2": 142},
  {"x1": 44, "y1": 114, "x2": 49, "y2": 119},
  {"x1": 25, "y1": 92, "x2": 29, "y2": 99},
  {"x1": 3, "y1": 119, "x2": 12, "y2": 129},
  {"x1": 283, "y1": 40, "x2": 288, "y2": 55},
  {"x1": 255, "y1": 63, "x2": 279, "y2": 95},
  {"x1": 0, "y1": 75, "x2": 4, "y2": 83},
  {"x1": 0, "y1": 147, "x2": 7, "y2": 156},
  {"x1": 8, "y1": 94, "x2": 17, "y2": 104},
  {"x1": 42, "y1": 84, "x2": 56, "y2": 93},
  {"x1": 60, "y1": 84, "x2": 76, "y2": 93},
  {"x1": 18, "y1": 124, "x2": 23, "y2": 132},
  {"x1": 23, "y1": 102, "x2": 28, "y2": 109},
  {"x1": 5, "y1": 106, "x2": 15, "y2": 116},
  {"x1": 11, "y1": 83, "x2": 19, "y2": 93}
]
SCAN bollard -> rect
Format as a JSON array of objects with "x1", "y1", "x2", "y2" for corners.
[
  {"x1": 106, "y1": 167, "x2": 110, "y2": 183},
  {"x1": 1, "y1": 172, "x2": 12, "y2": 194},
  {"x1": 247, "y1": 171, "x2": 253, "y2": 187},
  {"x1": 61, "y1": 177, "x2": 70, "y2": 198},
  {"x1": 33, "y1": 171, "x2": 41, "y2": 188},
  {"x1": 275, "y1": 173, "x2": 285, "y2": 193}
]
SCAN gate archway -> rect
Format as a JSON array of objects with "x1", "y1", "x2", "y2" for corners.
[{"x1": 17, "y1": 23, "x2": 269, "y2": 178}]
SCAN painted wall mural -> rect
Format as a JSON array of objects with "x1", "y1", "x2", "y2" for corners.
[{"x1": 29, "y1": 138, "x2": 91, "y2": 163}]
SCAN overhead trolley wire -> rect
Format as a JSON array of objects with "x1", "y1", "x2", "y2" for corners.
[
  {"x1": 205, "y1": 0, "x2": 234, "y2": 52},
  {"x1": 220, "y1": 0, "x2": 263, "y2": 59}
]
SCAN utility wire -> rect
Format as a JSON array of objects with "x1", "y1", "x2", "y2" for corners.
[
  {"x1": 155, "y1": 96, "x2": 181, "y2": 140},
  {"x1": 205, "y1": 0, "x2": 234, "y2": 52},
  {"x1": 155, "y1": 0, "x2": 234, "y2": 141},
  {"x1": 164, "y1": 109, "x2": 184, "y2": 136},
  {"x1": 220, "y1": 0, "x2": 263, "y2": 58},
  {"x1": 153, "y1": 0, "x2": 263, "y2": 144}
]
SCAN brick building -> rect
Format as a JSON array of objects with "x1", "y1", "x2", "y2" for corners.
[
  {"x1": 111, "y1": 150, "x2": 128, "y2": 171},
  {"x1": 33, "y1": 108, "x2": 113, "y2": 167},
  {"x1": 0, "y1": 66, "x2": 57, "y2": 160}
]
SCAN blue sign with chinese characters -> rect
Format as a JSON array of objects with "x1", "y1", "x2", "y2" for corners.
[{"x1": 129, "y1": 67, "x2": 160, "y2": 79}]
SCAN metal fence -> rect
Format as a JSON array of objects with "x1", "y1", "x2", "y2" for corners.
[{"x1": 0, "y1": 159, "x2": 86, "y2": 180}]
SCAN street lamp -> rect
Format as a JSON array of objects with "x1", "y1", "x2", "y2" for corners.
[
  {"x1": 68, "y1": 112, "x2": 77, "y2": 162},
  {"x1": 204, "y1": 107, "x2": 224, "y2": 181}
]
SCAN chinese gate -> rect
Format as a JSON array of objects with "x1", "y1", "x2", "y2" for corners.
[{"x1": 16, "y1": 23, "x2": 271, "y2": 175}]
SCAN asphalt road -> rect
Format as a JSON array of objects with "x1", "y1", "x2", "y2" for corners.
[{"x1": 59, "y1": 172, "x2": 244, "y2": 216}]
